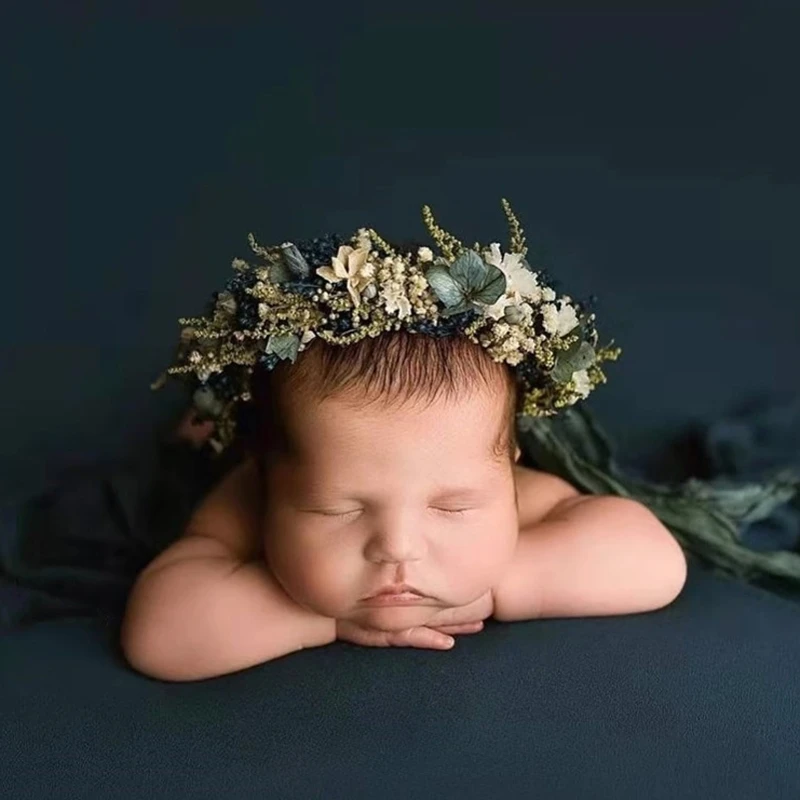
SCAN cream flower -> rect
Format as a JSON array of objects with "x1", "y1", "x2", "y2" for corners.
[
  {"x1": 571, "y1": 369, "x2": 592, "y2": 399},
  {"x1": 316, "y1": 245, "x2": 375, "y2": 308},
  {"x1": 355, "y1": 228, "x2": 373, "y2": 253},
  {"x1": 484, "y1": 242, "x2": 541, "y2": 301},
  {"x1": 483, "y1": 293, "x2": 516, "y2": 321},
  {"x1": 541, "y1": 299, "x2": 580, "y2": 337},
  {"x1": 380, "y1": 282, "x2": 412, "y2": 319},
  {"x1": 417, "y1": 246, "x2": 434, "y2": 263}
]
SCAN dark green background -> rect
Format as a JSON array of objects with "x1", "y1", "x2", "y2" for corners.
[{"x1": 4, "y1": 2, "x2": 799, "y2": 505}]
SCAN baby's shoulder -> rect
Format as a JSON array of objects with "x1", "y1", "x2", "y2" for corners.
[
  {"x1": 181, "y1": 455, "x2": 264, "y2": 561},
  {"x1": 513, "y1": 464, "x2": 583, "y2": 528}
]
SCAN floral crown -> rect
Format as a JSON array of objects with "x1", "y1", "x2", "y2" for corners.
[{"x1": 151, "y1": 198, "x2": 621, "y2": 455}]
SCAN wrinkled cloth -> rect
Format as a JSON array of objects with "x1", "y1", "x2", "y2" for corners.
[
  {"x1": 517, "y1": 397, "x2": 800, "y2": 604},
  {"x1": 0, "y1": 436, "x2": 240, "y2": 632},
  {"x1": 2, "y1": 399, "x2": 800, "y2": 633}
]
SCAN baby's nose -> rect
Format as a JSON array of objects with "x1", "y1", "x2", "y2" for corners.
[{"x1": 366, "y1": 526, "x2": 426, "y2": 564}]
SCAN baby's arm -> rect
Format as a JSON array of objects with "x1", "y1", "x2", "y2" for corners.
[
  {"x1": 120, "y1": 459, "x2": 336, "y2": 681},
  {"x1": 493, "y1": 495, "x2": 687, "y2": 621}
]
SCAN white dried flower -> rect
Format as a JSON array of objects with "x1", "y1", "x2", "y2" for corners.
[
  {"x1": 484, "y1": 242, "x2": 541, "y2": 300},
  {"x1": 417, "y1": 246, "x2": 434, "y2": 262},
  {"x1": 483, "y1": 293, "x2": 516, "y2": 321},
  {"x1": 355, "y1": 228, "x2": 373, "y2": 252},
  {"x1": 571, "y1": 369, "x2": 592, "y2": 398},
  {"x1": 361, "y1": 262, "x2": 375, "y2": 280},
  {"x1": 541, "y1": 300, "x2": 580, "y2": 337},
  {"x1": 380, "y1": 282, "x2": 412, "y2": 319},
  {"x1": 316, "y1": 244, "x2": 374, "y2": 308}
]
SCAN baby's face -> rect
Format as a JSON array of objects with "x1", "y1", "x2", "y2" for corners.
[{"x1": 262, "y1": 386, "x2": 520, "y2": 632}]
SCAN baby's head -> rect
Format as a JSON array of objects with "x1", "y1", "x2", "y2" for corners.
[{"x1": 245, "y1": 327, "x2": 522, "y2": 631}]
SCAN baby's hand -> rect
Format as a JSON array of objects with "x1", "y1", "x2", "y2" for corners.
[
  {"x1": 426, "y1": 589, "x2": 494, "y2": 638},
  {"x1": 336, "y1": 619, "x2": 459, "y2": 650},
  {"x1": 335, "y1": 589, "x2": 494, "y2": 651}
]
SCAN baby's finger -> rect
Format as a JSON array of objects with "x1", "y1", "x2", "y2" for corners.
[
  {"x1": 390, "y1": 627, "x2": 454, "y2": 650},
  {"x1": 432, "y1": 622, "x2": 484, "y2": 635},
  {"x1": 349, "y1": 628, "x2": 392, "y2": 648},
  {"x1": 336, "y1": 620, "x2": 392, "y2": 648}
]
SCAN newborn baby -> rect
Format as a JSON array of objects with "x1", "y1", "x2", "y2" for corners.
[{"x1": 122, "y1": 331, "x2": 686, "y2": 681}]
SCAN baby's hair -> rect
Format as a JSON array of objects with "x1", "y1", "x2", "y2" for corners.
[{"x1": 242, "y1": 239, "x2": 521, "y2": 476}]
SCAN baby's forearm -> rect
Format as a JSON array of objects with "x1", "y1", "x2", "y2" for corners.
[{"x1": 121, "y1": 554, "x2": 336, "y2": 681}]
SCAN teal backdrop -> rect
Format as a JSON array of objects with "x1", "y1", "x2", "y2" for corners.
[{"x1": 4, "y1": 2, "x2": 799, "y2": 505}]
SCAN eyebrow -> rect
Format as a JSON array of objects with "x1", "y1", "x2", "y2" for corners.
[
  {"x1": 299, "y1": 486, "x2": 486, "y2": 503},
  {"x1": 429, "y1": 486, "x2": 486, "y2": 501}
]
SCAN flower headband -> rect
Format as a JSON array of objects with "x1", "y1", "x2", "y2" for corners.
[{"x1": 151, "y1": 198, "x2": 621, "y2": 455}]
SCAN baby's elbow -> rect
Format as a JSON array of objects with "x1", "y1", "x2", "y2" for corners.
[
  {"x1": 119, "y1": 611, "x2": 170, "y2": 681},
  {"x1": 119, "y1": 593, "x2": 198, "y2": 682},
  {"x1": 616, "y1": 498, "x2": 688, "y2": 612},
  {"x1": 651, "y1": 527, "x2": 688, "y2": 610},
  {"x1": 120, "y1": 619, "x2": 198, "y2": 683}
]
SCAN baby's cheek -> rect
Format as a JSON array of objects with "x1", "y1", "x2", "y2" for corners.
[
  {"x1": 465, "y1": 515, "x2": 518, "y2": 582},
  {"x1": 280, "y1": 550, "x2": 355, "y2": 615}
]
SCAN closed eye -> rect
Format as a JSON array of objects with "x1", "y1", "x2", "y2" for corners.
[
  {"x1": 314, "y1": 508, "x2": 471, "y2": 519},
  {"x1": 433, "y1": 507, "x2": 471, "y2": 516},
  {"x1": 318, "y1": 509, "x2": 361, "y2": 519}
]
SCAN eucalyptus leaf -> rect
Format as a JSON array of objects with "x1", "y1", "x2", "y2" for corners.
[
  {"x1": 269, "y1": 259, "x2": 293, "y2": 283},
  {"x1": 439, "y1": 299, "x2": 475, "y2": 318},
  {"x1": 552, "y1": 340, "x2": 596, "y2": 382},
  {"x1": 280, "y1": 243, "x2": 311, "y2": 279},
  {"x1": 473, "y1": 266, "x2": 506, "y2": 305},
  {"x1": 450, "y1": 250, "x2": 487, "y2": 290},
  {"x1": 426, "y1": 265, "x2": 466, "y2": 307},
  {"x1": 266, "y1": 332, "x2": 301, "y2": 363}
]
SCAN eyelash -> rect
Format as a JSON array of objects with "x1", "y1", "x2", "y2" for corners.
[
  {"x1": 437, "y1": 508, "x2": 470, "y2": 517},
  {"x1": 323, "y1": 508, "x2": 470, "y2": 519}
]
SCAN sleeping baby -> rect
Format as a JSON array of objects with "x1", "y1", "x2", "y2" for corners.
[{"x1": 121, "y1": 330, "x2": 687, "y2": 682}]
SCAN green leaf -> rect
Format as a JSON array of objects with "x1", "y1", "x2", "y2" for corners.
[
  {"x1": 450, "y1": 250, "x2": 487, "y2": 289},
  {"x1": 426, "y1": 265, "x2": 466, "y2": 307},
  {"x1": 439, "y1": 299, "x2": 475, "y2": 318},
  {"x1": 269, "y1": 259, "x2": 293, "y2": 283},
  {"x1": 427, "y1": 250, "x2": 507, "y2": 314},
  {"x1": 451, "y1": 250, "x2": 507, "y2": 303},
  {"x1": 266, "y1": 332, "x2": 301, "y2": 363},
  {"x1": 280, "y1": 243, "x2": 311, "y2": 279},
  {"x1": 473, "y1": 266, "x2": 506, "y2": 305},
  {"x1": 551, "y1": 339, "x2": 595, "y2": 382}
]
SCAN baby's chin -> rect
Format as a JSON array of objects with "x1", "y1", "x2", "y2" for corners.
[{"x1": 348, "y1": 603, "x2": 440, "y2": 632}]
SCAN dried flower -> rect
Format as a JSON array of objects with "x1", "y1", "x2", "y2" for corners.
[
  {"x1": 316, "y1": 245, "x2": 375, "y2": 308},
  {"x1": 541, "y1": 299, "x2": 580, "y2": 337},
  {"x1": 153, "y1": 198, "x2": 620, "y2": 455}
]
